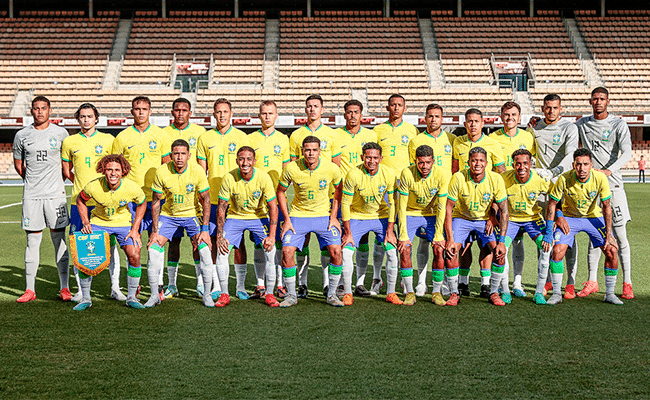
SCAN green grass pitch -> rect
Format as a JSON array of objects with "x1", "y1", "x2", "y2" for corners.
[{"x1": 0, "y1": 184, "x2": 649, "y2": 399}]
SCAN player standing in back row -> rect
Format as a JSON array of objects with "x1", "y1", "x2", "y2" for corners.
[
  {"x1": 14, "y1": 96, "x2": 71, "y2": 303},
  {"x1": 576, "y1": 87, "x2": 634, "y2": 299}
]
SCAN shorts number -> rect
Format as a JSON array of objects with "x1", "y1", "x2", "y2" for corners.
[
  {"x1": 597, "y1": 226, "x2": 606, "y2": 238},
  {"x1": 262, "y1": 224, "x2": 269, "y2": 235},
  {"x1": 36, "y1": 150, "x2": 47, "y2": 161},
  {"x1": 331, "y1": 227, "x2": 339, "y2": 236}
]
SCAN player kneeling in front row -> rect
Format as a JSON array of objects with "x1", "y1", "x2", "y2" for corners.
[
  {"x1": 215, "y1": 146, "x2": 280, "y2": 307},
  {"x1": 541, "y1": 148, "x2": 622, "y2": 305},
  {"x1": 145, "y1": 139, "x2": 214, "y2": 308},
  {"x1": 444, "y1": 147, "x2": 509, "y2": 306},
  {"x1": 397, "y1": 144, "x2": 450, "y2": 306},
  {"x1": 497, "y1": 149, "x2": 552, "y2": 305},
  {"x1": 277, "y1": 135, "x2": 344, "y2": 307},
  {"x1": 340, "y1": 142, "x2": 398, "y2": 306},
  {"x1": 75, "y1": 155, "x2": 147, "y2": 310}
]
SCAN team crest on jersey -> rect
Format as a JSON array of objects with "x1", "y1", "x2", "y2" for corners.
[
  {"x1": 228, "y1": 142, "x2": 237, "y2": 152},
  {"x1": 602, "y1": 130, "x2": 611, "y2": 141},
  {"x1": 430, "y1": 188, "x2": 439, "y2": 196},
  {"x1": 149, "y1": 141, "x2": 157, "y2": 150},
  {"x1": 95, "y1": 145, "x2": 103, "y2": 154},
  {"x1": 189, "y1": 137, "x2": 197, "y2": 146},
  {"x1": 528, "y1": 192, "x2": 537, "y2": 201},
  {"x1": 401, "y1": 135, "x2": 409, "y2": 144},
  {"x1": 553, "y1": 133, "x2": 561, "y2": 145},
  {"x1": 49, "y1": 138, "x2": 58, "y2": 149},
  {"x1": 319, "y1": 179, "x2": 327, "y2": 189},
  {"x1": 320, "y1": 141, "x2": 328, "y2": 150},
  {"x1": 252, "y1": 190, "x2": 261, "y2": 200},
  {"x1": 445, "y1": 145, "x2": 452, "y2": 154},
  {"x1": 482, "y1": 193, "x2": 491, "y2": 202},
  {"x1": 274, "y1": 145, "x2": 281, "y2": 154},
  {"x1": 119, "y1": 200, "x2": 127, "y2": 207},
  {"x1": 589, "y1": 191, "x2": 597, "y2": 199},
  {"x1": 186, "y1": 184, "x2": 195, "y2": 194},
  {"x1": 23, "y1": 217, "x2": 30, "y2": 227},
  {"x1": 519, "y1": 144, "x2": 527, "y2": 149},
  {"x1": 378, "y1": 185, "x2": 386, "y2": 194}
]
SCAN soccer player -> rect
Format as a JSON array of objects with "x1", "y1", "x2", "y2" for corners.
[
  {"x1": 13, "y1": 96, "x2": 71, "y2": 303},
  {"x1": 576, "y1": 87, "x2": 634, "y2": 299},
  {"x1": 407, "y1": 103, "x2": 455, "y2": 296},
  {"x1": 277, "y1": 136, "x2": 343, "y2": 307},
  {"x1": 528, "y1": 94, "x2": 579, "y2": 297},
  {"x1": 288, "y1": 95, "x2": 341, "y2": 298},
  {"x1": 491, "y1": 102, "x2": 537, "y2": 298},
  {"x1": 498, "y1": 149, "x2": 552, "y2": 305},
  {"x1": 247, "y1": 100, "x2": 290, "y2": 299},
  {"x1": 371, "y1": 94, "x2": 418, "y2": 295},
  {"x1": 444, "y1": 147, "x2": 509, "y2": 306},
  {"x1": 75, "y1": 154, "x2": 147, "y2": 310},
  {"x1": 62, "y1": 103, "x2": 123, "y2": 302},
  {"x1": 161, "y1": 98, "x2": 207, "y2": 299},
  {"x1": 332, "y1": 100, "x2": 378, "y2": 297},
  {"x1": 340, "y1": 142, "x2": 397, "y2": 305},
  {"x1": 196, "y1": 98, "x2": 249, "y2": 300},
  {"x1": 541, "y1": 148, "x2": 622, "y2": 305},
  {"x1": 452, "y1": 109, "x2": 505, "y2": 297},
  {"x1": 397, "y1": 144, "x2": 450, "y2": 306},
  {"x1": 214, "y1": 146, "x2": 279, "y2": 307}
]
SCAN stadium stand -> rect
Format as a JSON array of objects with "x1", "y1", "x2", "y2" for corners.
[{"x1": 0, "y1": 142, "x2": 14, "y2": 175}]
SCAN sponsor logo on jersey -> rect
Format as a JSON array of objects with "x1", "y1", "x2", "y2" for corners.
[
  {"x1": 445, "y1": 145, "x2": 452, "y2": 154},
  {"x1": 319, "y1": 179, "x2": 327, "y2": 189},
  {"x1": 553, "y1": 133, "x2": 561, "y2": 145},
  {"x1": 149, "y1": 141, "x2": 157, "y2": 150},
  {"x1": 228, "y1": 142, "x2": 236, "y2": 152},
  {"x1": 95, "y1": 145, "x2": 103, "y2": 154},
  {"x1": 274, "y1": 145, "x2": 281, "y2": 154},
  {"x1": 602, "y1": 130, "x2": 611, "y2": 141},
  {"x1": 49, "y1": 138, "x2": 58, "y2": 149},
  {"x1": 186, "y1": 184, "x2": 195, "y2": 194}
]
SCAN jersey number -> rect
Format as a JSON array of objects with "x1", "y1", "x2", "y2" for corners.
[
  {"x1": 36, "y1": 150, "x2": 47, "y2": 161},
  {"x1": 469, "y1": 202, "x2": 480, "y2": 212},
  {"x1": 174, "y1": 194, "x2": 184, "y2": 204},
  {"x1": 85, "y1": 156, "x2": 91, "y2": 168}
]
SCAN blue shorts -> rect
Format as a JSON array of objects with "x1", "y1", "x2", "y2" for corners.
[
  {"x1": 496, "y1": 218, "x2": 545, "y2": 246},
  {"x1": 282, "y1": 216, "x2": 341, "y2": 250},
  {"x1": 452, "y1": 218, "x2": 497, "y2": 247},
  {"x1": 129, "y1": 201, "x2": 155, "y2": 233},
  {"x1": 223, "y1": 218, "x2": 270, "y2": 249},
  {"x1": 345, "y1": 218, "x2": 390, "y2": 249},
  {"x1": 90, "y1": 224, "x2": 135, "y2": 247},
  {"x1": 70, "y1": 204, "x2": 94, "y2": 232},
  {"x1": 405, "y1": 215, "x2": 438, "y2": 243},
  {"x1": 158, "y1": 215, "x2": 201, "y2": 241},
  {"x1": 554, "y1": 217, "x2": 606, "y2": 248}
]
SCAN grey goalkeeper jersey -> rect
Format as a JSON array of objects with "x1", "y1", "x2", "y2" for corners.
[
  {"x1": 576, "y1": 114, "x2": 632, "y2": 189},
  {"x1": 531, "y1": 118, "x2": 579, "y2": 175},
  {"x1": 13, "y1": 123, "x2": 68, "y2": 200}
]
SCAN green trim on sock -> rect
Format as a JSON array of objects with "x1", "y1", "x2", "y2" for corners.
[
  {"x1": 459, "y1": 268, "x2": 470, "y2": 276},
  {"x1": 109, "y1": 235, "x2": 117, "y2": 247},
  {"x1": 296, "y1": 248, "x2": 310, "y2": 256},
  {"x1": 383, "y1": 242, "x2": 396, "y2": 251},
  {"x1": 320, "y1": 249, "x2": 329, "y2": 257},
  {"x1": 343, "y1": 243, "x2": 355, "y2": 250},
  {"x1": 549, "y1": 260, "x2": 564, "y2": 274},
  {"x1": 447, "y1": 267, "x2": 459, "y2": 277},
  {"x1": 534, "y1": 235, "x2": 544, "y2": 250},
  {"x1": 491, "y1": 263, "x2": 505, "y2": 274},
  {"x1": 150, "y1": 243, "x2": 164, "y2": 253},
  {"x1": 254, "y1": 244, "x2": 263, "y2": 249},
  {"x1": 79, "y1": 271, "x2": 90, "y2": 279},
  {"x1": 194, "y1": 259, "x2": 200, "y2": 265},
  {"x1": 604, "y1": 267, "x2": 618, "y2": 276},
  {"x1": 275, "y1": 241, "x2": 282, "y2": 250},
  {"x1": 127, "y1": 266, "x2": 141, "y2": 278},
  {"x1": 400, "y1": 268, "x2": 414, "y2": 277},
  {"x1": 167, "y1": 261, "x2": 179, "y2": 267},
  {"x1": 328, "y1": 263, "x2": 342, "y2": 275},
  {"x1": 282, "y1": 266, "x2": 297, "y2": 278},
  {"x1": 358, "y1": 243, "x2": 370, "y2": 252},
  {"x1": 431, "y1": 269, "x2": 444, "y2": 282},
  {"x1": 480, "y1": 268, "x2": 491, "y2": 277},
  {"x1": 197, "y1": 242, "x2": 208, "y2": 251},
  {"x1": 504, "y1": 236, "x2": 513, "y2": 247}
]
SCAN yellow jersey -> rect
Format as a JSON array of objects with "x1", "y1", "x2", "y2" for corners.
[
  {"x1": 332, "y1": 126, "x2": 378, "y2": 178},
  {"x1": 162, "y1": 123, "x2": 206, "y2": 164},
  {"x1": 80, "y1": 177, "x2": 145, "y2": 227},
  {"x1": 501, "y1": 169, "x2": 551, "y2": 222},
  {"x1": 61, "y1": 130, "x2": 114, "y2": 204},
  {"x1": 279, "y1": 158, "x2": 341, "y2": 218},
  {"x1": 374, "y1": 120, "x2": 418, "y2": 175},
  {"x1": 195, "y1": 126, "x2": 249, "y2": 204},
  {"x1": 289, "y1": 124, "x2": 340, "y2": 160},
  {"x1": 341, "y1": 164, "x2": 396, "y2": 221},
  {"x1": 491, "y1": 128, "x2": 537, "y2": 170},
  {"x1": 151, "y1": 162, "x2": 210, "y2": 218},
  {"x1": 452, "y1": 134, "x2": 505, "y2": 172},
  {"x1": 448, "y1": 169, "x2": 507, "y2": 220},
  {"x1": 218, "y1": 167, "x2": 276, "y2": 220},
  {"x1": 248, "y1": 129, "x2": 290, "y2": 188},
  {"x1": 112, "y1": 124, "x2": 168, "y2": 201},
  {"x1": 397, "y1": 165, "x2": 450, "y2": 241},
  {"x1": 549, "y1": 170, "x2": 612, "y2": 218},
  {"x1": 408, "y1": 130, "x2": 455, "y2": 173}
]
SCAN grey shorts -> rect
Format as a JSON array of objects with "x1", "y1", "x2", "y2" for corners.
[
  {"x1": 609, "y1": 187, "x2": 631, "y2": 227},
  {"x1": 22, "y1": 197, "x2": 69, "y2": 231}
]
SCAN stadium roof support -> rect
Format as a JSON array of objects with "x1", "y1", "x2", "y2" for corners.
[
  {"x1": 8, "y1": 0, "x2": 12, "y2": 18},
  {"x1": 529, "y1": 0, "x2": 534, "y2": 17},
  {"x1": 457, "y1": 0, "x2": 461, "y2": 18}
]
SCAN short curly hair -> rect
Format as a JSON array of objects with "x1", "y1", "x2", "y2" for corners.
[{"x1": 96, "y1": 154, "x2": 131, "y2": 177}]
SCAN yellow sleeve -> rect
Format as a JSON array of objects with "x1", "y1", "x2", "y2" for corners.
[
  {"x1": 433, "y1": 171, "x2": 449, "y2": 241},
  {"x1": 452, "y1": 137, "x2": 460, "y2": 161},
  {"x1": 61, "y1": 137, "x2": 73, "y2": 162},
  {"x1": 281, "y1": 136, "x2": 291, "y2": 163},
  {"x1": 279, "y1": 163, "x2": 292, "y2": 188},
  {"x1": 159, "y1": 131, "x2": 171, "y2": 157},
  {"x1": 262, "y1": 173, "x2": 276, "y2": 202},
  {"x1": 151, "y1": 167, "x2": 164, "y2": 194},
  {"x1": 408, "y1": 139, "x2": 416, "y2": 165},
  {"x1": 341, "y1": 170, "x2": 355, "y2": 221},
  {"x1": 549, "y1": 175, "x2": 565, "y2": 202},
  {"x1": 331, "y1": 163, "x2": 342, "y2": 186},
  {"x1": 197, "y1": 168, "x2": 210, "y2": 194},
  {"x1": 599, "y1": 174, "x2": 612, "y2": 201},
  {"x1": 217, "y1": 174, "x2": 232, "y2": 202},
  {"x1": 289, "y1": 131, "x2": 301, "y2": 158},
  {"x1": 330, "y1": 136, "x2": 341, "y2": 159},
  {"x1": 196, "y1": 136, "x2": 207, "y2": 161},
  {"x1": 491, "y1": 144, "x2": 506, "y2": 168},
  {"x1": 447, "y1": 173, "x2": 461, "y2": 202},
  {"x1": 494, "y1": 173, "x2": 507, "y2": 203},
  {"x1": 133, "y1": 186, "x2": 146, "y2": 205},
  {"x1": 111, "y1": 133, "x2": 125, "y2": 155}
]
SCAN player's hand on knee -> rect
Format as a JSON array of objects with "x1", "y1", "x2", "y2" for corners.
[
  {"x1": 147, "y1": 232, "x2": 160, "y2": 249},
  {"x1": 217, "y1": 238, "x2": 230, "y2": 255},
  {"x1": 328, "y1": 218, "x2": 341, "y2": 235},
  {"x1": 556, "y1": 217, "x2": 570, "y2": 234},
  {"x1": 384, "y1": 230, "x2": 397, "y2": 247},
  {"x1": 262, "y1": 236, "x2": 273, "y2": 252},
  {"x1": 281, "y1": 221, "x2": 295, "y2": 239},
  {"x1": 542, "y1": 241, "x2": 551, "y2": 253},
  {"x1": 397, "y1": 240, "x2": 411, "y2": 253}
]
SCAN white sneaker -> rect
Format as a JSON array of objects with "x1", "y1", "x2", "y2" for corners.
[
  {"x1": 111, "y1": 289, "x2": 127, "y2": 301},
  {"x1": 327, "y1": 295, "x2": 345, "y2": 307},
  {"x1": 71, "y1": 291, "x2": 83, "y2": 303},
  {"x1": 604, "y1": 293, "x2": 624, "y2": 305},
  {"x1": 369, "y1": 278, "x2": 383, "y2": 296},
  {"x1": 415, "y1": 282, "x2": 427, "y2": 297},
  {"x1": 144, "y1": 295, "x2": 161, "y2": 308},
  {"x1": 546, "y1": 293, "x2": 563, "y2": 305}
]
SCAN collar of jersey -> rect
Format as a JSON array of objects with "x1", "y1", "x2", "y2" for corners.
[
  {"x1": 343, "y1": 126, "x2": 359, "y2": 137},
  {"x1": 574, "y1": 170, "x2": 592, "y2": 184},
  {"x1": 238, "y1": 167, "x2": 255, "y2": 181},
  {"x1": 514, "y1": 170, "x2": 532, "y2": 185},
  {"x1": 387, "y1": 120, "x2": 403, "y2": 129},
  {"x1": 501, "y1": 127, "x2": 521, "y2": 138},
  {"x1": 469, "y1": 170, "x2": 486, "y2": 184},
  {"x1": 172, "y1": 162, "x2": 188, "y2": 175},
  {"x1": 305, "y1": 123, "x2": 322, "y2": 133},
  {"x1": 416, "y1": 167, "x2": 432, "y2": 179},
  {"x1": 362, "y1": 165, "x2": 379, "y2": 177},
  {"x1": 171, "y1": 123, "x2": 190, "y2": 132},
  {"x1": 425, "y1": 129, "x2": 442, "y2": 139},
  {"x1": 216, "y1": 126, "x2": 232, "y2": 136},
  {"x1": 80, "y1": 130, "x2": 97, "y2": 138},
  {"x1": 302, "y1": 158, "x2": 321, "y2": 171},
  {"x1": 132, "y1": 124, "x2": 151, "y2": 134},
  {"x1": 258, "y1": 129, "x2": 276, "y2": 137},
  {"x1": 469, "y1": 133, "x2": 485, "y2": 143},
  {"x1": 102, "y1": 176, "x2": 122, "y2": 191}
]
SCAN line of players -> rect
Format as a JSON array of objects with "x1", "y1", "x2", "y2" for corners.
[{"x1": 12, "y1": 87, "x2": 633, "y2": 309}]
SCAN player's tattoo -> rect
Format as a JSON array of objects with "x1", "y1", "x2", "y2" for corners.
[
  {"x1": 215, "y1": 200, "x2": 228, "y2": 240},
  {"x1": 496, "y1": 199, "x2": 509, "y2": 233}
]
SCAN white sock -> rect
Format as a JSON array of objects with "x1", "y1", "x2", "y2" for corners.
[
  {"x1": 373, "y1": 245, "x2": 385, "y2": 280},
  {"x1": 126, "y1": 267, "x2": 140, "y2": 300},
  {"x1": 167, "y1": 263, "x2": 178, "y2": 287},
  {"x1": 50, "y1": 230, "x2": 69, "y2": 290},
  {"x1": 73, "y1": 266, "x2": 81, "y2": 293},
  {"x1": 385, "y1": 248, "x2": 398, "y2": 294},
  {"x1": 565, "y1": 240, "x2": 578, "y2": 285},
  {"x1": 147, "y1": 244, "x2": 165, "y2": 301},
  {"x1": 276, "y1": 264, "x2": 283, "y2": 288},
  {"x1": 264, "y1": 247, "x2": 277, "y2": 293},
  {"x1": 297, "y1": 252, "x2": 309, "y2": 286},
  {"x1": 217, "y1": 252, "x2": 230, "y2": 295},
  {"x1": 459, "y1": 274, "x2": 469, "y2": 285},
  {"x1": 80, "y1": 275, "x2": 92, "y2": 303},
  {"x1": 109, "y1": 244, "x2": 121, "y2": 291},
  {"x1": 586, "y1": 241, "x2": 601, "y2": 282},
  {"x1": 416, "y1": 239, "x2": 429, "y2": 286},
  {"x1": 320, "y1": 253, "x2": 329, "y2": 289},
  {"x1": 212, "y1": 263, "x2": 222, "y2": 293},
  {"x1": 197, "y1": 244, "x2": 213, "y2": 295},
  {"x1": 235, "y1": 263, "x2": 247, "y2": 292},
  {"x1": 194, "y1": 259, "x2": 202, "y2": 288},
  {"x1": 536, "y1": 250, "x2": 551, "y2": 293},
  {"x1": 355, "y1": 247, "x2": 369, "y2": 286},
  {"x1": 501, "y1": 256, "x2": 511, "y2": 294},
  {"x1": 448, "y1": 273, "x2": 459, "y2": 294},
  {"x1": 342, "y1": 247, "x2": 355, "y2": 294},
  {"x1": 512, "y1": 239, "x2": 524, "y2": 288},
  {"x1": 614, "y1": 224, "x2": 632, "y2": 284},
  {"x1": 285, "y1": 274, "x2": 296, "y2": 296},
  {"x1": 605, "y1": 274, "x2": 617, "y2": 295},
  {"x1": 490, "y1": 263, "x2": 505, "y2": 294},
  {"x1": 254, "y1": 247, "x2": 266, "y2": 287}
]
